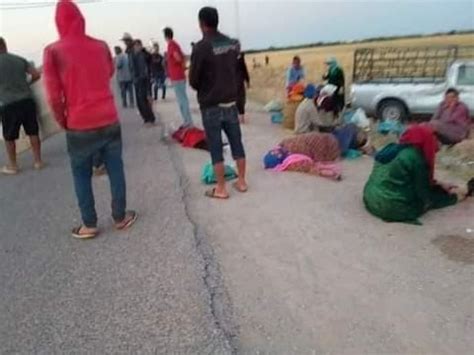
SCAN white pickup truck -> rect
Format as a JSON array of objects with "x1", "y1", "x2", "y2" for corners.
[{"x1": 350, "y1": 46, "x2": 474, "y2": 121}]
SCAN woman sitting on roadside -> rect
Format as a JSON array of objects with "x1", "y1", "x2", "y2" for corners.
[
  {"x1": 315, "y1": 84, "x2": 340, "y2": 132},
  {"x1": 363, "y1": 124, "x2": 473, "y2": 224}
]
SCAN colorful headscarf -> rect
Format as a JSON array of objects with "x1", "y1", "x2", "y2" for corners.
[
  {"x1": 399, "y1": 124, "x2": 438, "y2": 183},
  {"x1": 263, "y1": 147, "x2": 289, "y2": 169}
]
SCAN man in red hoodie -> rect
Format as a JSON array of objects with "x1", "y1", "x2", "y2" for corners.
[{"x1": 43, "y1": 0, "x2": 137, "y2": 239}]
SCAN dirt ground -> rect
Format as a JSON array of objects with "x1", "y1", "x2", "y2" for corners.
[
  {"x1": 160, "y1": 93, "x2": 474, "y2": 354},
  {"x1": 246, "y1": 34, "x2": 474, "y2": 104}
]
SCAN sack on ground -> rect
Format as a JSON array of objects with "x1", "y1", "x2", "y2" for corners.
[
  {"x1": 343, "y1": 108, "x2": 370, "y2": 130},
  {"x1": 264, "y1": 100, "x2": 283, "y2": 112},
  {"x1": 282, "y1": 100, "x2": 301, "y2": 130},
  {"x1": 201, "y1": 161, "x2": 238, "y2": 185}
]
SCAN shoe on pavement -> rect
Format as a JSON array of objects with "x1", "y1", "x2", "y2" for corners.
[{"x1": 2, "y1": 166, "x2": 19, "y2": 175}]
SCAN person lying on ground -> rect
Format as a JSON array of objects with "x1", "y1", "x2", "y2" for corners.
[
  {"x1": 264, "y1": 147, "x2": 342, "y2": 181},
  {"x1": 286, "y1": 56, "x2": 305, "y2": 93},
  {"x1": 363, "y1": 124, "x2": 472, "y2": 225},
  {"x1": 294, "y1": 84, "x2": 321, "y2": 134},
  {"x1": 430, "y1": 88, "x2": 471, "y2": 145}
]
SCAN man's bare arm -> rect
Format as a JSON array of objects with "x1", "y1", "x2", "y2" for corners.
[{"x1": 27, "y1": 66, "x2": 41, "y2": 84}]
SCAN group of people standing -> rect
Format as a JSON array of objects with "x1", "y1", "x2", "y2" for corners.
[
  {"x1": 113, "y1": 28, "x2": 193, "y2": 128},
  {"x1": 0, "y1": 0, "x2": 249, "y2": 238}
]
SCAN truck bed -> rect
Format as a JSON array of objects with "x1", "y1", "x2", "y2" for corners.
[{"x1": 353, "y1": 46, "x2": 474, "y2": 83}]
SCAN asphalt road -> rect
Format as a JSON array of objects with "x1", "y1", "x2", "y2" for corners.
[
  {"x1": 0, "y1": 104, "x2": 232, "y2": 353},
  {"x1": 1, "y1": 90, "x2": 473, "y2": 354}
]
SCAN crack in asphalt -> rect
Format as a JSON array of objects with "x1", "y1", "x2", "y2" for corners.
[{"x1": 161, "y1": 130, "x2": 239, "y2": 353}]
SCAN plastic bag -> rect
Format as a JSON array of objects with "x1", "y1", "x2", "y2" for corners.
[
  {"x1": 201, "y1": 161, "x2": 238, "y2": 185},
  {"x1": 343, "y1": 108, "x2": 370, "y2": 130},
  {"x1": 264, "y1": 100, "x2": 283, "y2": 112}
]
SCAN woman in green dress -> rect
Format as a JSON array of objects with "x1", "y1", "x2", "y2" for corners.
[{"x1": 363, "y1": 124, "x2": 471, "y2": 224}]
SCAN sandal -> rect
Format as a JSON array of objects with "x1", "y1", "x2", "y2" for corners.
[
  {"x1": 116, "y1": 210, "x2": 138, "y2": 230},
  {"x1": 2, "y1": 166, "x2": 19, "y2": 175},
  {"x1": 232, "y1": 182, "x2": 248, "y2": 193},
  {"x1": 34, "y1": 162, "x2": 46, "y2": 170},
  {"x1": 205, "y1": 188, "x2": 229, "y2": 200},
  {"x1": 71, "y1": 226, "x2": 99, "y2": 239}
]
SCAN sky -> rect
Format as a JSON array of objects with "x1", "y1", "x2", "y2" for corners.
[{"x1": 0, "y1": 0, "x2": 473, "y2": 64}]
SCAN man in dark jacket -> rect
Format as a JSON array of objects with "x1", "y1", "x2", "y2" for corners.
[
  {"x1": 190, "y1": 6, "x2": 248, "y2": 199},
  {"x1": 130, "y1": 39, "x2": 155, "y2": 125}
]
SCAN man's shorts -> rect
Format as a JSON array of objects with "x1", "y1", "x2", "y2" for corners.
[
  {"x1": 201, "y1": 105, "x2": 246, "y2": 165},
  {"x1": 0, "y1": 98, "x2": 39, "y2": 141}
]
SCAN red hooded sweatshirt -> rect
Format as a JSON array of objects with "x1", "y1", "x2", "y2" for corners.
[{"x1": 43, "y1": 0, "x2": 118, "y2": 130}]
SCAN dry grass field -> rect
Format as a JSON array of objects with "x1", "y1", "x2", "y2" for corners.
[{"x1": 246, "y1": 34, "x2": 474, "y2": 104}]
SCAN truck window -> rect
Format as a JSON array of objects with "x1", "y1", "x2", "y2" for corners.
[{"x1": 457, "y1": 65, "x2": 474, "y2": 86}]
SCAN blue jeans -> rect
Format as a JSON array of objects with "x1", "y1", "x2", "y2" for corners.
[
  {"x1": 201, "y1": 105, "x2": 246, "y2": 164},
  {"x1": 172, "y1": 80, "x2": 193, "y2": 126},
  {"x1": 119, "y1": 81, "x2": 134, "y2": 108},
  {"x1": 153, "y1": 73, "x2": 167, "y2": 100},
  {"x1": 66, "y1": 124, "x2": 127, "y2": 228}
]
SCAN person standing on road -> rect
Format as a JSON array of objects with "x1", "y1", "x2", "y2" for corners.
[
  {"x1": 236, "y1": 51, "x2": 250, "y2": 124},
  {"x1": 190, "y1": 6, "x2": 248, "y2": 199},
  {"x1": 130, "y1": 39, "x2": 156, "y2": 126},
  {"x1": 114, "y1": 46, "x2": 134, "y2": 108},
  {"x1": 43, "y1": 0, "x2": 137, "y2": 239},
  {"x1": 150, "y1": 42, "x2": 167, "y2": 101},
  {"x1": 0, "y1": 37, "x2": 44, "y2": 175},
  {"x1": 163, "y1": 27, "x2": 194, "y2": 127}
]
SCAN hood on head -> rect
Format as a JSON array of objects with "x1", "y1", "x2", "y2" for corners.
[{"x1": 55, "y1": 0, "x2": 85, "y2": 38}]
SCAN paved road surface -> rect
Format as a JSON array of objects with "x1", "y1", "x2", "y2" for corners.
[
  {"x1": 1, "y1": 90, "x2": 473, "y2": 354},
  {"x1": 0, "y1": 103, "x2": 232, "y2": 353}
]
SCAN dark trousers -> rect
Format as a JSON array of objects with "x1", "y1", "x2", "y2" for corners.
[
  {"x1": 202, "y1": 105, "x2": 246, "y2": 165},
  {"x1": 119, "y1": 81, "x2": 134, "y2": 108},
  {"x1": 153, "y1": 73, "x2": 167, "y2": 100},
  {"x1": 236, "y1": 81, "x2": 246, "y2": 115},
  {"x1": 66, "y1": 124, "x2": 127, "y2": 228},
  {"x1": 134, "y1": 78, "x2": 156, "y2": 123}
]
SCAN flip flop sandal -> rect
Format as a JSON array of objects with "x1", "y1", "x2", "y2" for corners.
[
  {"x1": 116, "y1": 211, "x2": 138, "y2": 230},
  {"x1": 34, "y1": 162, "x2": 46, "y2": 170},
  {"x1": 205, "y1": 188, "x2": 229, "y2": 200},
  {"x1": 2, "y1": 166, "x2": 19, "y2": 175},
  {"x1": 71, "y1": 226, "x2": 99, "y2": 239},
  {"x1": 232, "y1": 182, "x2": 248, "y2": 193}
]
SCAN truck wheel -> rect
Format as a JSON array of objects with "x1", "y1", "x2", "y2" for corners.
[{"x1": 377, "y1": 99, "x2": 408, "y2": 122}]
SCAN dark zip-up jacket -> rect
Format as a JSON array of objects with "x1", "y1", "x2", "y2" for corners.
[{"x1": 190, "y1": 31, "x2": 239, "y2": 109}]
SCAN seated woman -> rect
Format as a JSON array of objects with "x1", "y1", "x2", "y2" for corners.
[
  {"x1": 294, "y1": 84, "x2": 320, "y2": 134},
  {"x1": 315, "y1": 84, "x2": 340, "y2": 132},
  {"x1": 363, "y1": 124, "x2": 472, "y2": 224}
]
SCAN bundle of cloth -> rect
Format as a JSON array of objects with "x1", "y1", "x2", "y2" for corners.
[
  {"x1": 363, "y1": 123, "x2": 473, "y2": 224},
  {"x1": 172, "y1": 126, "x2": 208, "y2": 150}
]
